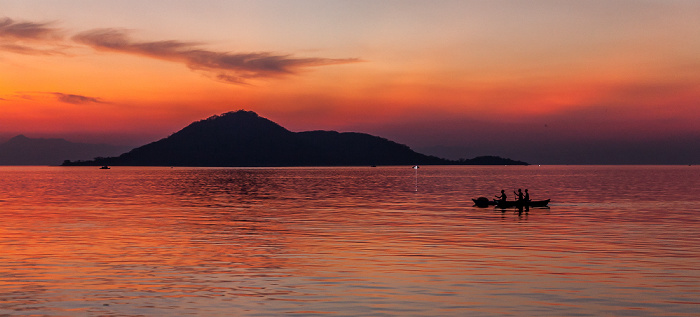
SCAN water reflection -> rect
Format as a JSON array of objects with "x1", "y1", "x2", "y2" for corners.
[{"x1": 0, "y1": 166, "x2": 699, "y2": 316}]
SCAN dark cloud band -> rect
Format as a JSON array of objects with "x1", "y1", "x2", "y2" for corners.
[
  {"x1": 2, "y1": 17, "x2": 359, "y2": 84},
  {"x1": 73, "y1": 28, "x2": 360, "y2": 84}
]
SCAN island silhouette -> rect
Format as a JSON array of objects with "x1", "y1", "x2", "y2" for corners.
[{"x1": 62, "y1": 110, "x2": 528, "y2": 167}]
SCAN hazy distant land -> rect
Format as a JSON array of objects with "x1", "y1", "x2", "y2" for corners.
[{"x1": 0, "y1": 135, "x2": 132, "y2": 166}]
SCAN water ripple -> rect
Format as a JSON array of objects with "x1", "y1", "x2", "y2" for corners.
[{"x1": 0, "y1": 166, "x2": 698, "y2": 316}]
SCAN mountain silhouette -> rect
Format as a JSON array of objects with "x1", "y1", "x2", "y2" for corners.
[
  {"x1": 0, "y1": 135, "x2": 132, "y2": 166},
  {"x1": 62, "y1": 110, "x2": 528, "y2": 167}
]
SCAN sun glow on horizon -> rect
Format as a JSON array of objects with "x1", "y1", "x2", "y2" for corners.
[{"x1": 1, "y1": 1, "x2": 699, "y2": 162}]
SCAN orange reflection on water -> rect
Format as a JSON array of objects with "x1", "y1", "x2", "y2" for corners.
[{"x1": 1, "y1": 166, "x2": 699, "y2": 316}]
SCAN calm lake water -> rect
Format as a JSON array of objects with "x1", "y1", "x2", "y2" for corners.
[{"x1": 1, "y1": 165, "x2": 698, "y2": 316}]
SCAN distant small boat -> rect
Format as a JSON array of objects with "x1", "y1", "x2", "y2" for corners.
[
  {"x1": 472, "y1": 197, "x2": 550, "y2": 208},
  {"x1": 100, "y1": 165, "x2": 110, "y2": 169}
]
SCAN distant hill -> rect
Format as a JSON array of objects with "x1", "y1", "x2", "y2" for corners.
[
  {"x1": 62, "y1": 110, "x2": 528, "y2": 167},
  {"x1": 0, "y1": 135, "x2": 133, "y2": 166},
  {"x1": 456, "y1": 155, "x2": 528, "y2": 165}
]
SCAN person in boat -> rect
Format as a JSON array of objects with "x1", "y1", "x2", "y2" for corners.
[
  {"x1": 524, "y1": 189, "x2": 530, "y2": 203},
  {"x1": 514, "y1": 189, "x2": 524, "y2": 203},
  {"x1": 495, "y1": 190, "x2": 507, "y2": 203},
  {"x1": 513, "y1": 188, "x2": 524, "y2": 213},
  {"x1": 523, "y1": 189, "x2": 531, "y2": 212}
]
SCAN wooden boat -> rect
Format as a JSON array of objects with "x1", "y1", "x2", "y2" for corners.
[
  {"x1": 528, "y1": 199, "x2": 550, "y2": 207},
  {"x1": 496, "y1": 199, "x2": 550, "y2": 208},
  {"x1": 100, "y1": 165, "x2": 110, "y2": 169},
  {"x1": 472, "y1": 197, "x2": 550, "y2": 208}
]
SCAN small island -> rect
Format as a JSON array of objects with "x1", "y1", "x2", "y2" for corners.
[{"x1": 62, "y1": 110, "x2": 528, "y2": 167}]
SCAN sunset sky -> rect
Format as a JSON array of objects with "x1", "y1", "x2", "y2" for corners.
[{"x1": 2, "y1": 0, "x2": 699, "y2": 164}]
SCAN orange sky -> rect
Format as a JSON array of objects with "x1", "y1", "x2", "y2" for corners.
[{"x1": 1, "y1": 1, "x2": 699, "y2": 163}]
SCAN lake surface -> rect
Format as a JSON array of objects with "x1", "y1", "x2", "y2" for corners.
[{"x1": 1, "y1": 165, "x2": 698, "y2": 316}]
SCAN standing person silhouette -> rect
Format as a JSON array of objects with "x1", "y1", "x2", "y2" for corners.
[
  {"x1": 524, "y1": 189, "x2": 531, "y2": 212},
  {"x1": 524, "y1": 189, "x2": 530, "y2": 203}
]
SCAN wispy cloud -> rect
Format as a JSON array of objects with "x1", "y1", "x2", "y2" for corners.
[
  {"x1": 0, "y1": 17, "x2": 66, "y2": 55},
  {"x1": 0, "y1": 17, "x2": 61, "y2": 40},
  {"x1": 51, "y1": 92, "x2": 106, "y2": 105},
  {"x1": 2, "y1": 92, "x2": 107, "y2": 105},
  {"x1": 2, "y1": 17, "x2": 360, "y2": 84},
  {"x1": 73, "y1": 28, "x2": 360, "y2": 84},
  {"x1": 0, "y1": 43, "x2": 64, "y2": 55}
]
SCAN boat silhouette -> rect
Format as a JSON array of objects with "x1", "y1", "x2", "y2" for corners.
[{"x1": 472, "y1": 197, "x2": 550, "y2": 208}]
